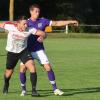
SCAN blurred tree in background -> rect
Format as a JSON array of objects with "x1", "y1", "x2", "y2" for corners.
[{"x1": 0, "y1": 0, "x2": 100, "y2": 32}]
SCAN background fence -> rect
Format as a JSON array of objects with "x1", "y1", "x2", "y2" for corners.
[
  {"x1": 0, "y1": 20, "x2": 100, "y2": 33},
  {"x1": 1, "y1": 23, "x2": 100, "y2": 39}
]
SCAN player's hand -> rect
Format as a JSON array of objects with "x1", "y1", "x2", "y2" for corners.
[
  {"x1": 0, "y1": 22, "x2": 5, "y2": 28},
  {"x1": 37, "y1": 36, "x2": 44, "y2": 43}
]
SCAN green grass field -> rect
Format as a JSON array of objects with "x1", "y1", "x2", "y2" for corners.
[{"x1": 1, "y1": 38, "x2": 100, "y2": 100}]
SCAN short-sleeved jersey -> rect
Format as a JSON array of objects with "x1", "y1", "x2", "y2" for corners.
[
  {"x1": 27, "y1": 18, "x2": 52, "y2": 52},
  {"x1": 4, "y1": 22, "x2": 37, "y2": 53}
]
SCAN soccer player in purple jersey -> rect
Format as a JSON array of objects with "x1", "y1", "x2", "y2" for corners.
[{"x1": 19, "y1": 4, "x2": 78, "y2": 96}]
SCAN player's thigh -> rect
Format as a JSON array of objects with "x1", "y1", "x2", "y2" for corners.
[
  {"x1": 6, "y1": 52, "x2": 19, "y2": 70},
  {"x1": 36, "y1": 50, "x2": 52, "y2": 71},
  {"x1": 25, "y1": 60, "x2": 36, "y2": 72},
  {"x1": 20, "y1": 49, "x2": 32, "y2": 64},
  {"x1": 20, "y1": 49, "x2": 36, "y2": 72},
  {"x1": 31, "y1": 50, "x2": 49, "y2": 65}
]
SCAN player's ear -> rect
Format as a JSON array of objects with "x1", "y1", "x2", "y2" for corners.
[{"x1": 30, "y1": 10, "x2": 33, "y2": 14}]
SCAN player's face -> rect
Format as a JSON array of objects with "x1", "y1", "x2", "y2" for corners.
[
  {"x1": 18, "y1": 20, "x2": 27, "y2": 31},
  {"x1": 30, "y1": 8, "x2": 40, "y2": 20}
]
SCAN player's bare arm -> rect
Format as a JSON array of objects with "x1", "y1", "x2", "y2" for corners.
[
  {"x1": 51, "y1": 20, "x2": 78, "y2": 26},
  {"x1": 35, "y1": 30, "x2": 46, "y2": 37},
  {"x1": 29, "y1": 29, "x2": 46, "y2": 43},
  {"x1": 0, "y1": 23, "x2": 9, "y2": 33}
]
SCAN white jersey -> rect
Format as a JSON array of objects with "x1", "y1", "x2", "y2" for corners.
[{"x1": 4, "y1": 22, "x2": 37, "y2": 53}]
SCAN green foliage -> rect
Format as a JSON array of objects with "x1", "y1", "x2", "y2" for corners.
[{"x1": 1, "y1": 0, "x2": 100, "y2": 26}]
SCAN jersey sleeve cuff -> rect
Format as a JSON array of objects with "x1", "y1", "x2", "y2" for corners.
[{"x1": 49, "y1": 21, "x2": 52, "y2": 26}]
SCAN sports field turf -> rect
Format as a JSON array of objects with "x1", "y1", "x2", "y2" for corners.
[{"x1": 0, "y1": 38, "x2": 100, "y2": 100}]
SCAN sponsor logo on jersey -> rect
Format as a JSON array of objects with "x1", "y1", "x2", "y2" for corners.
[
  {"x1": 38, "y1": 23, "x2": 42, "y2": 28},
  {"x1": 12, "y1": 34, "x2": 25, "y2": 40}
]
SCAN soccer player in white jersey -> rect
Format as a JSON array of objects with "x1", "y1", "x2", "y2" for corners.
[
  {"x1": 0, "y1": 16, "x2": 45, "y2": 96},
  {"x1": 20, "y1": 4, "x2": 78, "y2": 96}
]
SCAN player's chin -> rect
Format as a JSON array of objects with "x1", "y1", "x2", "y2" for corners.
[{"x1": 22, "y1": 28, "x2": 26, "y2": 31}]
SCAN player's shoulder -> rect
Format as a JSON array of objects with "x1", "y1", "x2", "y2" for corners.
[
  {"x1": 38, "y1": 18, "x2": 51, "y2": 24},
  {"x1": 27, "y1": 18, "x2": 33, "y2": 24},
  {"x1": 5, "y1": 21, "x2": 15, "y2": 25},
  {"x1": 38, "y1": 17, "x2": 48, "y2": 21},
  {"x1": 5, "y1": 21, "x2": 16, "y2": 27}
]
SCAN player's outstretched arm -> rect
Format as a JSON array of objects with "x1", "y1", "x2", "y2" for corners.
[
  {"x1": 51, "y1": 20, "x2": 78, "y2": 27},
  {"x1": 0, "y1": 22, "x2": 9, "y2": 33}
]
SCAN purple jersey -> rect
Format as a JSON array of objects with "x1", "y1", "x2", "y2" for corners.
[{"x1": 27, "y1": 18, "x2": 51, "y2": 52}]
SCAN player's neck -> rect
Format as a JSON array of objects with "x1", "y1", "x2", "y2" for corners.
[{"x1": 30, "y1": 17, "x2": 37, "y2": 21}]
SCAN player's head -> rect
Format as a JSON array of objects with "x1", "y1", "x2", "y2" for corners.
[
  {"x1": 29, "y1": 4, "x2": 40, "y2": 20},
  {"x1": 17, "y1": 16, "x2": 27, "y2": 31}
]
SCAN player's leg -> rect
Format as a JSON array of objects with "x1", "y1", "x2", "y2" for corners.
[
  {"x1": 24, "y1": 60, "x2": 39, "y2": 96},
  {"x1": 3, "y1": 69, "x2": 13, "y2": 94},
  {"x1": 34, "y1": 50, "x2": 58, "y2": 91},
  {"x1": 33, "y1": 50, "x2": 64, "y2": 95},
  {"x1": 20, "y1": 50, "x2": 39, "y2": 96},
  {"x1": 43, "y1": 64, "x2": 64, "y2": 95},
  {"x1": 19, "y1": 63, "x2": 27, "y2": 96},
  {"x1": 43, "y1": 64, "x2": 57, "y2": 91},
  {"x1": 3, "y1": 52, "x2": 19, "y2": 94}
]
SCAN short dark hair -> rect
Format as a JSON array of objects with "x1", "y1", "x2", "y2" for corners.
[
  {"x1": 17, "y1": 16, "x2": 27, "y2": 22},
  {"x1": 29, "y1": 4, "x2": 40, "y2": 11}
]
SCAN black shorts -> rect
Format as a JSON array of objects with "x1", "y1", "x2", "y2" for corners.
[{"x1": 6, "y1": 49, "x2": 33, "y2": 69}]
